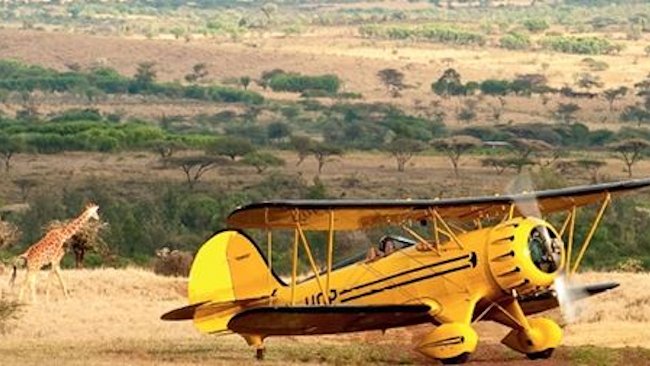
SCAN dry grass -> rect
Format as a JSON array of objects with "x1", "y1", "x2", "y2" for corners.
[{"x1": 0, "y1": 268, "x2": 649, "y2": 365}]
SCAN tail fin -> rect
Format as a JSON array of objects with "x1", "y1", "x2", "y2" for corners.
[{"x1": 188, "y1": 230, "x2": 284, "y2": 306}]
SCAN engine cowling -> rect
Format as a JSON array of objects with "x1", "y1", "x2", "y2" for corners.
[{"x1": 487, "y1": 217, "x2": 564, "y2": 296}]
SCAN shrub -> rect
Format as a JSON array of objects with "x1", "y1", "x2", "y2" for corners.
[
  {"x1": 269, "y1": 73, "x2": 341, "y2": 94},
  {"x1": 0, "y1": 296, "x2": 21, "y2": 334},
  {"x1": 359, "y1": 24, "x2": 485, "y2": 46},
  {"x1": 153, "y1": 247, "x2": 193, "y2": 277},
  {"x1": 499, "y1": 32, "x2": 531, "y2": 50},
  {"x1": 539, "y1": 36, "x2": 620, "y2": 55},
  {"x1": 615, "y1": 258, "x2": 644, "y2": 273},
  {"x1": 522, "y1": 18, "x2": 549, "y2": 33}
]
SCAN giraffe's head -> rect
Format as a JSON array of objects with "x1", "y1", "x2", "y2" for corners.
[{"x1": 84, "y1": 203, "x2": 100, "y2": 221}]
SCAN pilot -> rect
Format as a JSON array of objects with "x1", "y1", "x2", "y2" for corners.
[{"x1": 378, "y1": 236, "x2": 397, "y2": 256}]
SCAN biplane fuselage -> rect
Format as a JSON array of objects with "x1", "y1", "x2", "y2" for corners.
[{"x1": 163, "y1": 179, "x2": 650, "y2": 363}]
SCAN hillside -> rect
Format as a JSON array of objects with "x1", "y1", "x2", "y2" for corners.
[
  {"x1": 0, "y1": 26, "x2": 647, "y2": 128},
  {"x1": 0, "y1": 268, "x2": 649, "y2": 365}
]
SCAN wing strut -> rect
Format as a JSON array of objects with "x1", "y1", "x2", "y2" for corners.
[{"x1": 570, "y1": 193, "x2": 611, "y2": 276}]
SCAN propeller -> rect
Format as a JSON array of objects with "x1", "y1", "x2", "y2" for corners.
[{"x1": 505, "y1": 171, "x2": 583, "y2": 323}]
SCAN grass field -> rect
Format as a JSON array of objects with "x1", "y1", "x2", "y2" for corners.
[{"x1": 1, "y1": 268, "x2": 650, "y2": 365}]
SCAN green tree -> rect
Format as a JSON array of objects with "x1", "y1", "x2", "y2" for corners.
[
  {"x1": 290, "y1": 135, "x2": 314, "y2": 166},
  {"x1": 207, "y1": 137, "x2": 255, "y2": 161},
  {"x1": 240, "y1": 76, "x2": 252, "y2": 90},
  {"x1": 242, "y1": 152, "x2": 285, "y2": 174},
  {"x1": 621, "y1": 105, "x2": 650, "y2": 127},
  {"x1": 267, "y1": 122, "x2": 291, "y2": 142},
  {"x1": 603, "y1": 86, "x2": 628, "y2": 112},
  {"x1": 310, "y1": 143, "x2": 343, "y2": 174},
  {"x1": 185, "y1": 63, "x2": 208, "y2": 84},
  {"x1": 166, "y1": 155, "x2": 224, "y2": 190},
  {"x1": 148, "y1": 139, "x2": 187, "y2": 160},
  {"x1": 377, "y1": 68, "x2": 406, "y2": 97},
  {"x1": 431, "y1": 135, "x2": 481, "y2": 177},
  {"x1": 480, "y1": 79, "x2": 511, "y2": 96},
  {"x1": 555, "y1": 103, "x2": 581, "y2": 123},
  {"x1": 431, "y1": 68, "x2": 465, "y2": 97},
  {"x1": 575, "y1": 72, "x2": 603, "y2": 92},
  {"x1": 0, "y1": 134, "x2": 26, "y2": 172},
  {"x1": 609, "y1": 139, "x2": 650, "y2": 177},
  {"x1": 385, "y1": 138, "x2": 426, "y2": 172},
  {"x1": 133, "y1": 61, "x2": 156, "y2": 91}
]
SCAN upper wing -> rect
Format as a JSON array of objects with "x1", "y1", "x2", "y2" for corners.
[
  {"x1": 227, "y1": 178, "x2": 650, "y2": 230},
  {"x1": 227, "y1": 304, "x2": 433, "y2": 336}
]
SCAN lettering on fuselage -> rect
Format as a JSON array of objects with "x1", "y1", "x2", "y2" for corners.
[{"x1": 304, "y1": 289, "x2": 338, "y2": 305}]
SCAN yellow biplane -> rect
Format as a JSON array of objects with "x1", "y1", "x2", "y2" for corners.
[{"x1": 162, "y1": 178, "x2": 650, "y2": 364}]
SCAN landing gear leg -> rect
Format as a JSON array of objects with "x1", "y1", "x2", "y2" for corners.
[
  {"x1": 255, "y1": 346, "x2": 265, "y2": 360},
  {"x1": 242, "y1": 334, "x2": 266, "y2": 361}
]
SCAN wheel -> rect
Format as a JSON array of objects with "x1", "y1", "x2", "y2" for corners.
[
  {"x1": 440, "y1": 352, "x2": 470, "y2": 364},
  {"x1": 526, "y1": 348, "x2": 554, "y2": 360}
]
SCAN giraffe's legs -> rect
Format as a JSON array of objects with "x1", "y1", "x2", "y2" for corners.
[
  {"x1": 45, "y1": 269, "x2": 56, "y2": 302},
  {"x1": 18, "y1": 270, "x2": 37, "y2": 303},
  {"x1": 28, "y1": 271, "x2": 38, "y2": 304},
  {"x1": 53, "y1": 264, "x2": 69, "y2": 298}
]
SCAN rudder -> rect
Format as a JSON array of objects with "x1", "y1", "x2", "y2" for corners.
[{"x1": 188, "y1": 230, "x2": 284, "y2": 306}]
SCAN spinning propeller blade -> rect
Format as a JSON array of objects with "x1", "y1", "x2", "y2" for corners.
[{"x1": 506, "y1": 172, "x2": 581, "y2": 323}]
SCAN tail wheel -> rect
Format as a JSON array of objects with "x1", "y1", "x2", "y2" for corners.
[
  {"x1": 526, "y1": 348, "x2": 554, "y2": 360},
  {"x1": 440, "y1": 352, "x2": 470, "y2": 364}
]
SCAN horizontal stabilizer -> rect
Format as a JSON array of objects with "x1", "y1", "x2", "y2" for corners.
[
  {"x1": 161, "y1": 301, "x2": 208, "y2": 321},
  {"x1": 227, "y1": 304, "x2": 432, "y2": 336},
  {"x1": 161, "y1": 296, "x2": 269, "y2": 322},
  {"x1": 520, "y1": 281, "x2": 619, "y2": 315}
]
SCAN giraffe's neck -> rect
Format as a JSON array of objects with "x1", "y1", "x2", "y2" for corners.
[{"x1": 59, "y1": 209, "x2": 94, "y2": 241}]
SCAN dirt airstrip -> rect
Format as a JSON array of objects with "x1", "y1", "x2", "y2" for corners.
[{"x1": 0, "y1": 268, "x2": 649, "y2": 365}]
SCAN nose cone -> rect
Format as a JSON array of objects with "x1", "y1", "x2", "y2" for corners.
[{"x1": 487, "y1": 217, "x2": 563, "y2": 296}]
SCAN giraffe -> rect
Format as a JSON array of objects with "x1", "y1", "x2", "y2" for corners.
[{"x1": 10, "y1": 203, "x2": 100, "y2": 303}]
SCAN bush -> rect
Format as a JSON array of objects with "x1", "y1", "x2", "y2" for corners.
[
  {"x1": 522, "y1": 18, "x2": 549, "y2": 33},
  {"x1": 499, "y1": 32, "x2": 531, "y2": 50},
  {"x1": 359, "y1": 24, "x2": 485, "y2": 46},
  {"x1": 0, "y1": 296, "x2": 22, "y2": 334},
  {"x1": 153, "y1": 247, "x2": 193, "y2": 277},
  {"x1": 539, "y1": 35, "x2": 621, "y2": 55},
  {"x1": 269, "y1": 72, "x2": 341, "y2": 94}
]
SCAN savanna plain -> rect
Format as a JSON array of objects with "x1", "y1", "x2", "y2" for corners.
[{"x1": 3, "y1": 0, "x2": 650, "y2": 364}]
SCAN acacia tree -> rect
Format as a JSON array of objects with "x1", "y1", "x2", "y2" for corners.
[
  {"x1": 431, "y1": 68, "x2": 465, "y2": 98},
  {"x1": 310, "y1": 143, "x2": 342, "y2": 174},
  {"x1": 555, "y1": 103, "x2": 580, "y2": 123},
  {"x1": 134, "y1": 61, "x2": 157, "y2": 90},
  {"x1": 603, "y1": 86, "x2": 628, "y2": 112},
  {"x1": 385, "y1": 138, "x2": 426, "y2": 172},
  {"x1": 166, "y1": 156, "x2": 225, "y2": 189},
  {"x1": 481, "y1": 156, "x2": 535, "y2": 175},
  {"x1": 239, "y1": 76, "x2": 252, "y2": 90},
  {"x1": 609, "y1": 139, "x2": 650, "y2": 177},
  {"x1": 207, "y1": 137, "x2": 255, "y2": 161},
  {"x1": 290, "y1": 135, "x2": 314, "y2": 166},
  {"x1": 242, "y1": 152, "x2": 285, "y2": 174},
  {"x1": 431, "y1": 135, "x2": 481, "y2": 177},
  {"x1": 574, "y1": 72, "x2": 603, "y2": 92},
  {"x1": 148, "y1": 139, "x2": 187, "y2": 160},
  {"x1": 377, "y1": 68, "x2": 406, "y2": 97},
  {"x1": 0, "y1": 134, "x2": 26, "y2": 172},
  {"x1": 185, "y1": 63, "x2": 209, "y2": 83}
]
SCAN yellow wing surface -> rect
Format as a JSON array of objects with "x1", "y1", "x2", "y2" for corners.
[{"x1": 227, "y1": 178, "x2": 650, "y2": 230}]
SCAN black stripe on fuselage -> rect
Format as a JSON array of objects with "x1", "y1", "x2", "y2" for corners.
[
  {"x1": 339, "y1": 262, "x2": 474, "y2": 303},
  {"x1": 339, "y1": 253, "x2": 473, "y2": 296}
]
